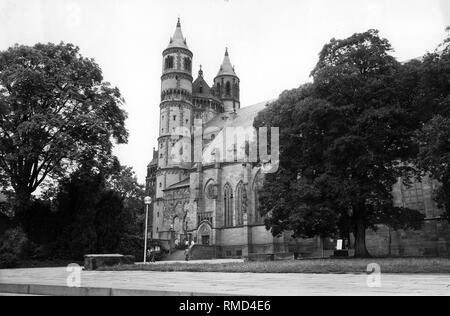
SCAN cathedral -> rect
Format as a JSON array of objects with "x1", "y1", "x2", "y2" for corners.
[
  {"x1": 146, "y1": 19, "x2": 450, "y2": 259},
  {"x1": 145, "y1": 19, "x2": 288, "y2": 259}
]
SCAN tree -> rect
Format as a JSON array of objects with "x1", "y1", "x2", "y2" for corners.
[
  {"x1": 0, "y1": 43, "x2": 128, "y2": 213},
  {"x1": 416, "y1": 116, "x2": 450, "y2": 220},
  {"x1": 407, "y1": 29, "x2": 450, "y2": 221},
  {"x1": 255, "y1": 30, "x2": 424, "y2": 257},
  {"x1": 107, "y1": 165, "x2": 146, "y2": 236},
  {"x1": 51, "y1": 163, "x2": 132, "y2": 259},
  {"x1": 16, "y1": 162, "x2": 145, "y2": 261}
]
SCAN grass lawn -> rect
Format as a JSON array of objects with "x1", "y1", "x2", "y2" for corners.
[{"x1": 100, "y1": 258, "x2": 450, "y2": 274}]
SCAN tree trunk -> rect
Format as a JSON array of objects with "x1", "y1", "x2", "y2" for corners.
[
  {"x1": 388, "y1": 227, "x2": 392, "y2": 257},
  {"x1": 12, "y1": 185, "x2": 33, "y2": 218},
  {"x1": 353, "y1": 206, "x2": 371, "y2": 258}
]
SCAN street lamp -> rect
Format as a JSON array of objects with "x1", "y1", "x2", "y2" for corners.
[{"x1": 143, "y1": 196, "x2": 152, "y2": 264}]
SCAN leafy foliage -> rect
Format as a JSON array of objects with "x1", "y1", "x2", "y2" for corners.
[
  {"x1": 0, "y1": 227, "x2": 28, "y2": 268},
  {"x1": 255, "y1": 30, "x2": 425, "y2": 257},
  {"x1": 0, "y1": 43, "x2": 128, "y2": 211},
  {"x1": 16, "y1": 163, "x2": 145, "y2": 261},
  {"x1": 416, "y1": 116, "x2": 450, "y2": 219}
]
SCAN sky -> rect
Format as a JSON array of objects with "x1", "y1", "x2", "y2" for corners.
[{"x1": 0, "y1": 0, "x2": 449, "y2": 183}]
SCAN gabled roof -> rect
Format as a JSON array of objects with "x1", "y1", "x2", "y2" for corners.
[
  {"x1": 193, "y1": 67, "x2": 213, "y2": 98},
  {"x1": 202, "y1": 100, "x2": 276, "y2": 164},
  {"x1": 164, "y1": 178, "x2": 190, "y2": 191},
  {"x1": 204, "y1": 100, "x2": 273, "y2": 131},
  {"x1": 167, "y1": 18, "x2": 189, "y2": 50}
]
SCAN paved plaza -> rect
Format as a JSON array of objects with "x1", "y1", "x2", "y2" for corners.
[{"x1": 1, "y1": 266, "x2": 450, "y2": 296}]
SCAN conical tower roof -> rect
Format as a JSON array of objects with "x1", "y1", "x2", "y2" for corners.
[
  {"x1": 217, "y1": 48, "x2": 237, "y2": 77},
  {"x1": 167, "y1": 18, "x2": 189, "y2": 50}
]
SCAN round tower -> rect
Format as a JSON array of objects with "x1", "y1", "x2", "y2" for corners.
[
  {"x1": 154, "y1": 19, "x2": 193, "y2": 238},
  {"x1": 213, "y1": 48, "x2": 240, "y2": 113}
]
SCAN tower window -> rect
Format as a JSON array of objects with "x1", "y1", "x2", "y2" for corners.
[
  {"x1": 165, "y1": 56, "x2": 174, "y2": 70},
  {"x1": 183, "y1": 57, "x2": 192, "y2": 72},
  {"x1": 173, "y1": 115, "x2": 177, "y2": 121},
  {"x1": 199, "y1": 86, "x2": 203, "y2": 94},
  {"x1": 186, "y1": 119, "x2": 189, "y2": 124},
  {"x1": 225, "y1": 81, "x2": 231, "y2": 96}
]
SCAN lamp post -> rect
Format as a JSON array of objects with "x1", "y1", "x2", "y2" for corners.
[{"x1": 143, "y1": 196, "x2": 152, "y2": 263}]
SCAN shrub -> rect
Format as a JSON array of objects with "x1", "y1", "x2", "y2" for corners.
[
  {"x1": 0, "y1": 252, "x2": 19, "y2": 269},
  {"x1": 0, "y1": 227, "x2": 28, "y2": 268}
]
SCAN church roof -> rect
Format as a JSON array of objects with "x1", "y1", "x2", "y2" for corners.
[
  {"x1": 164, "y1": 178, "x2": 190, "y2": 191},
  {"x1": 205, "y1": 100, "x2": 274, "y2": 131},
  {"x1": 192, "y1": 67, "x2": 213, "y2": 98},
  {"x1": 147, "y1": 148, "x2": 158, "y2": 168},
  {"x1": 216, "y1": 48, "x2": 237, "y2": 77},
  {"x1": 202, "y1": 100, "x2": 276, "y2": 164},
  {"x1": 167, "y1": 18, "x2": 189, "y2": 50}
]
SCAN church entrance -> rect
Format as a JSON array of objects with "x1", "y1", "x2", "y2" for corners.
[
  {"x1": 197, "y1": 222, "x2": 212, "y2": 246},
  {"x1": 201, "y1": 235, "x2": 210, "y2": 246}
]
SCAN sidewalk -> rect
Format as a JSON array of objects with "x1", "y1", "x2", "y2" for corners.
[{"x1": 1, "y1": 267, "x2": 450, "y2": 296}]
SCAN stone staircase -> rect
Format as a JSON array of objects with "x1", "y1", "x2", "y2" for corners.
[{"x1": 163, "y1": 250, "x2": 186, "y2": 261}]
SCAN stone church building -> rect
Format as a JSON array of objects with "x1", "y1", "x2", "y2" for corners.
[{"x1": 146, "y1": 19, "x2": 450, "y2": 259}]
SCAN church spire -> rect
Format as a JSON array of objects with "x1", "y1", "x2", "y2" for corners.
[
  {"x1": 168, "y1": 18, "x2": 189, "y2": 49},
  {"x1": 217, "y1": 47, "x2": 237, "y2": 77}
]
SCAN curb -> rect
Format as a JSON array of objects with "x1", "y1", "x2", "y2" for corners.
[{"x1": 0, "y1": 283, "x2": 225, "y2": 296}]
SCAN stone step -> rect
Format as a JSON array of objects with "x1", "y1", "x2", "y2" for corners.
[{"x1": 164, "y1": 250, "x2": 187, "y2": 261}]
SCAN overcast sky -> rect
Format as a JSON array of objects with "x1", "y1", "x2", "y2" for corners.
[{"x1": 0, "y1": 0, "x2": 449, "y2": 182}]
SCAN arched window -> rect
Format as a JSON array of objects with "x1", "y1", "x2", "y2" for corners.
[
  {"x1": 234, "y1": 83, "x2": 239, "y2": 99},
  {"x1": 225, "y1": 81, "x2": 231, "y2": 96},
  {"x1": 235, "y1": 182, "x2": 244, "y2": 226},
  {"x1": 216, "y1": 83, "x2": 221, "y2": 95},
  {"x1": 199, "y1": 86, "x2": 203, "y2": 94},
  {"x1": 223, "y1": 183, "x2": 233, "y2": 227},
  {"x1": 184, "y1": 58, "x2": 192, "y2": 72},
  {"x1": 165, "y1": 56, "x2": 174, "y2": 69},
  {"x1": 253, "y1": 172, "x2": 263, "y2": 224}
]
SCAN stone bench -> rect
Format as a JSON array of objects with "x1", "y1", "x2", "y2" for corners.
[{"x1": 84, "y1": 254, "x2": 135, "y2": 271}]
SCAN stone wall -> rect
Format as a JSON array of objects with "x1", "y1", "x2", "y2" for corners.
[
  {"x1": 190, "y1": 245, "x2": 217, "y2": 260},
  {"x1": 365, "y1": 220, "x2": 450, "y2": 257}
]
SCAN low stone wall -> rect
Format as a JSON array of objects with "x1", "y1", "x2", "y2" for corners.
[
  {"x1": 245, "y1": 252, "x2": 295, "y2": 262},
  {"x1": 189, "y1": 245, "x2": 217, "y2": 260},
  {"x1": 84, "y1": 255, "x2": 135, "y2": 271},
  {"x1": 365, "y1": 220, "x2": 450, "y2": 257}
]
